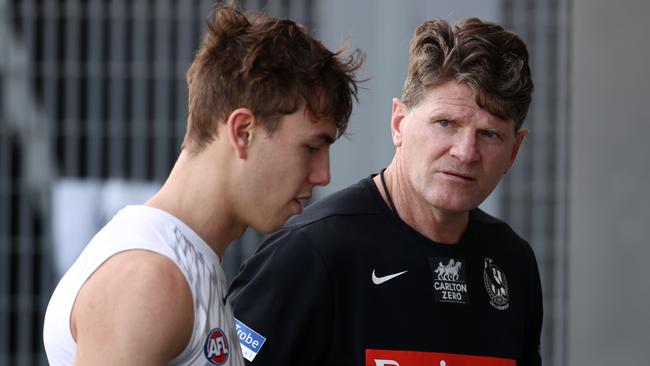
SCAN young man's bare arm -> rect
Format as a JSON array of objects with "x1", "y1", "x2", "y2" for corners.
[{"x1": 71, "y1": 250, "x2": 194, "y2": 366}]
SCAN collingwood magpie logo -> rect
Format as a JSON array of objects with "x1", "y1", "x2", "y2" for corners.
[
  {"x1": 483, "y1": 258, "x2": 509, "y2": 310},
  {"x1": 429, "y1": 257, "x2": 469, "y2": 305}
]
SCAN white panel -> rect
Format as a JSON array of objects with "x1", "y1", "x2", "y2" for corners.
[{"x1": 51, "y1": 179, "x2": 159, "y2": 278}]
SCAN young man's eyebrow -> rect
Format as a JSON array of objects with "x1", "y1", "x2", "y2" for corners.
[{"x1": 313, "y1": 133, "x2": 336, "y2": 145}]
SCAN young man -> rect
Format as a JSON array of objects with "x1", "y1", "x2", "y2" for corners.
[
  {"x1": 229, "y1": 18, "x2": 542, "y2": 365},
  {"x1": 43, "y1": 5, "x2": 361, "y2": 366}
]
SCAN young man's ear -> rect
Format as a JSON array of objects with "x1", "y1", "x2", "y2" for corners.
[
  {"x1": 226, "y1": 108, "x2": 256, "y2": 159},
  {"x1": 391, "y1": 98, "x2": 407, "y2": 148}
]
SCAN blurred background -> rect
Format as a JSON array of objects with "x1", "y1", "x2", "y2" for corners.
[{"x1": 1, "y1": 0, "x2": 648, "y2": 365}]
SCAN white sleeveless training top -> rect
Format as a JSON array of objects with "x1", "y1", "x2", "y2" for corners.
[{"x1": 43, "y1": 205, "x2": 245, "y2": 366}]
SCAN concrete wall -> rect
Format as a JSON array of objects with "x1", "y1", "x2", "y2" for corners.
[{"x1": 569, "y1": 0, "x2": 650, "y2": 364}]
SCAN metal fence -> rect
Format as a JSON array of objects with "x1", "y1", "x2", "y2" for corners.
[
  {"x1": 0, "y1": 1, "x2": 312, "y2": 364},
  {"x1": 501, "y1": 0, "x2": 571, "y2": 365}
]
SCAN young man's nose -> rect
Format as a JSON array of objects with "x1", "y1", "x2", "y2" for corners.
[{"x1": 308, "y1": 152, "x2": 331, "y2": 186}]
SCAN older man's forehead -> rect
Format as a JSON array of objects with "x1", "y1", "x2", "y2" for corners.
[{"x1": 421, "y1": 86, "x2": 512, "y2": 124}]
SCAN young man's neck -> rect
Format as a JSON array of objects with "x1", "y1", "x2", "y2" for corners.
[{"x1": 146, "y1": 149, "x2": 246, "y2": 259}]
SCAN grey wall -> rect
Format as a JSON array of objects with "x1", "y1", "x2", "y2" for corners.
[{"x1": 569, "y1": 0, "x2": 650, "y2": 364}]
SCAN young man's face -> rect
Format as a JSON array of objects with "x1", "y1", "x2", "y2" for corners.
[
  {"x1": 392, "y1": 80, "x2": 527, "y2": 215},
  {"x1": 242, "y1": 106, "x2": 337, "y2": 233}
]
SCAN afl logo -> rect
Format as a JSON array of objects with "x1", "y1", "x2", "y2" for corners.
[
  {"x1": 483, "y1": 258, "x2": 510, "y2": 310},
  {"x1": 204, "y1": 328, "x2": 229, "y2": 365}
]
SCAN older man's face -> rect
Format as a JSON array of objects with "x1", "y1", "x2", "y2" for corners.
[{"x1": 391, "y1": 80, "x2": 527, "y2": 215}]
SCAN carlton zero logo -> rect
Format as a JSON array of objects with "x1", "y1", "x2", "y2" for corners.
[
  {"x1": 366, "y1": 349, "x2": 515, "y2": 366},
  {"x1": 204, "y1": 328, "x2": 230, "y2": 365},
  {"x1": 429, "y1": 257, "x2": 469, "y2": 304}
]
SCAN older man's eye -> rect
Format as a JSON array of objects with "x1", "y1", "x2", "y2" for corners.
[
  {"x1": 480, "y1": 129, "x2": 502, "y2": 140},
  {"x1": 436, "y1": 120, "x2": 451, "y2": 127}
]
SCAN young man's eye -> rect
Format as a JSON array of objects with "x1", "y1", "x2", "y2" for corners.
[{"x1": 306, "y1": 146, "x2": 319, "y2": 154}]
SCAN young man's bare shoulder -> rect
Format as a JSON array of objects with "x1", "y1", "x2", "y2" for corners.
[{"x1": 72, "y1": 250, "x2": 194, "y2": 364}]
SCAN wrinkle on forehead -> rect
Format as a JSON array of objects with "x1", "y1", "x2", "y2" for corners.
[{"x1": 415, "y1": 82, "x2": 511, "y2": 127}]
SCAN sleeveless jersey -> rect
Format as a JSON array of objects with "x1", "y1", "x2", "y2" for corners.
[{"x1": 44, "y1": 205, "x2": 245, "y2": 366}]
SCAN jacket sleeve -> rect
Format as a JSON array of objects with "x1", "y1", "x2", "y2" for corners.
[{"x1": 228, "y1": 228, "x2": 333, "y2": 365}]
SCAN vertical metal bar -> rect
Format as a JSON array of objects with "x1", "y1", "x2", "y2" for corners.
[
  {"x1": 553, "y1": 1, "x2": 571, "y2": 365},
  {"x1": 519, "y1": 0, "x2": 535, "y2": 239},
  {"x1": 153, "y1": 0, "x2": 172, "y2": 181},
  {"x1": 64, "y1": 0, "x2": 82, "y2": 177},
  {"x1": 16, "y1": 1, "x2": 36, "y2": 364},
  {"x1": 0, "y1": 0, "x2": 9, "y2": 361},
  {"x1": 108, "y1": 0, "x2": 127, "y2": 178},
  {"x1": 0, "y1": 0, "x2": 11, "y2": 358},
  {"x1": 86, "y1": 0, "x2": 105, "y2": 178},
  {"x1": 501, "y1": 0, "x2": 533, "y2": 238},
  {"x1": 165, "y1": 1, "x2": 178, "y2": 166},
  {"x1": 527, "y1": 1, "x2": 554, "y2": 363},
  {"x1": 502, "y1": 1, "x2": 566, "y2": 364},
  {"x1": 38, "y1": 229, "x2": 53, "y2": 366},
  {"x1": 496, "y1": 0, "x2": 514, "y2": 222},
  {"x1": 130, "y1": 1, "x2": 149, "y2": 180},
  {"x1": 0, "y1": 119, "x2": 9, "y2": 366},
  {"x1": 17, "y1": 193, "x2": 34, "y2": 366},
  {"x1": 40, "y1": 1, "x2": 60, "y2": 364},
  {"x1": 34, "y1": 197, "x2": 49, "y2": 366},
  {"x1": 175, "y1": 1, "x2": 193, "y2": 151},
  {"x1": 42, "y1": 0, "x2": 60, "y2": 136},
  {"x1": 531, "y1": 0, "x2": 549, "y2": 250}
]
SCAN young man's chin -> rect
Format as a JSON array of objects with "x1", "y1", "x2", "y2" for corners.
[{"x1": 254, "y1": 218, "x2": 289, "y2": 235}]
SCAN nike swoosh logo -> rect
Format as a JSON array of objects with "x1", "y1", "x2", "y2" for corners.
[{"x1": 372, "y1": 269, "x2": 408, "y2": 285}]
